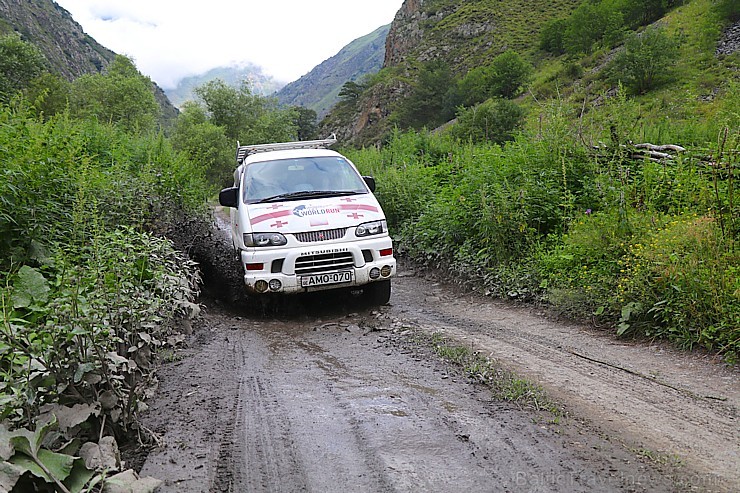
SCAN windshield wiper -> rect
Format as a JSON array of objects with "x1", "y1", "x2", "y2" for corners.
[{"x1": 258, "y1": 190, "x2": 360, "y2": 203}]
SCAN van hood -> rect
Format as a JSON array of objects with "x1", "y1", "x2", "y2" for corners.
[{"x1": 245, "y1": 194, "x2": 384, "y2": 233}]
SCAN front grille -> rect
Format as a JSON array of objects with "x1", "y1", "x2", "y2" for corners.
[
  {"x1": 295, "y1": 252, "x2": 355, "y2": 275},
  {"x1": 294, "y1": 228, "x2": 347, "y2": 243}
]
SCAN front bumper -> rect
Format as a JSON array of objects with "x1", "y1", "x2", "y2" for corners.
[{"x1": 238, "y1": 237, "x2": 396, "y2": 295}]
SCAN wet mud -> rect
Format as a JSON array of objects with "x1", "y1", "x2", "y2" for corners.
[{"x1": 136, "y1": 213, "x2": 738, "y2": 492}]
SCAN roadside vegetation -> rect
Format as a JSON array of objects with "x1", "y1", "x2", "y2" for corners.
[
  {"x1": 0, "y1": 35, "x2": 297, "y2": 492},
  {"x1": 0, "y1": 40, "x2": 212, "y2": 488},
  {"x1": 0, "y1": 0, "x2": 737, "y2": 489},
  {"x1": 345, "y1": 0, "x2": 739, "y2": 361}
]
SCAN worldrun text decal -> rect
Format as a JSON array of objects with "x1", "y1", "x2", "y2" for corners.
[
  {"x1": 293, "y1": 205, "x2": 341, "y2": 218},
  {"x1": 250, "y1": 202, "x2": 379, "y2": 225}
]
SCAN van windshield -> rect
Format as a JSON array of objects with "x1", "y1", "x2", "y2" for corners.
[{"x1": 242, "y1": 156, "x2": 369, "y2": 203}]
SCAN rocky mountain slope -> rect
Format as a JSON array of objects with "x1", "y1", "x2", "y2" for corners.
[
  {"x1": 275, "y1": 24, "x2": 390, "y2": 120},
  {"x1": 320, "y1": 0, "x2": 581, "y2": 144},
  {"x1": 322, "y1": 0, "x2": 737, "y2": 146},
  {"x1": 0, "y1": 0, "x2": 113, "y2": 78},
  {"x1": 0, "y1": 0, "x2": 178, "y2": 124}
]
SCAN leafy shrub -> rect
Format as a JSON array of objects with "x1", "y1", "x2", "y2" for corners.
[
  {"x1": 539, "y1": 19, "x2": 568, "y2": 54},
  {"x1": 1, "y1": 228, "x2": 200, "y2": 428},
  {"x1": 0, "y1": 103, "x2": 206, "y2": 269},
  {"x1": 616, "y1": 0, "x2": 685, "y2": 28},
  {"x1": 70, "y1": 56, "x2": 160, "y2": 134},
  {"x1": 0, "y1": 34, "x2": 46, "y2": 103},
  {"x1": 395, "y1": 60, "x2": 456, "y2": 130},
  {"x1": 452, "y1": 99, "x2": 525, "y2": 144},
  {"x1": 455, "y1": 50, "x2": 533, "y2": 107},
  {"x1": 609, "y1": 26, "x2": 680, "y2": 94},
  {"x1": 618, "y1": 215, "x2": 738, "y2": 355},
  {"x1": 537, "y1": 208, "x2": 652, "y2": 317},
  {"x1": 715, "y1": 0, "x2": 740, "y2": 21},
  {"x1": 564, "y1": 1, "x2": 624, "y2": 54},
  {"x1": 0, "y1": 228, "x2": 198, "y2": 491}
]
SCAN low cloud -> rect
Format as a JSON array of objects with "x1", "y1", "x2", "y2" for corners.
[{"x1": 56, "y1": 0, "x2": 402, "y2": 89}]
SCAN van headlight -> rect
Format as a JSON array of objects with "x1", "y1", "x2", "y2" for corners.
[
  {"x1": 244, "y1": 233, "x2": 287, "y2": 247},
  {"x1": 355, "y1": 220, "x2": 386, "y2": 237}
]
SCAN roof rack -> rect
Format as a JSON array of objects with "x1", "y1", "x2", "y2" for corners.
[{"x1": 236, "y1": 134, "x2": 337, "y2": 164}]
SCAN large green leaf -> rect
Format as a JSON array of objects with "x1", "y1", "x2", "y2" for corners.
[
  {"x1": 11, "y1": 266, "x2": 50, "y2": 308},
  {"x1": 38, "y1": 403, "x2": 101, "y2": 435},
  {"x1": 64, "y1": 458, "x2": 98, "y2": 493},
  {"x1": 8, "y1": 448, "x2": 75, "y2": 482}
]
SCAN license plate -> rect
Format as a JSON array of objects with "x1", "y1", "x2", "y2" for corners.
[{"x1": 301, "y1": 271, "x2": 353, "y2": 288}]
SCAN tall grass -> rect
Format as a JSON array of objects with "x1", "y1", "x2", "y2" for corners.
[
  {"x1": 0, "y1": 100, "x2": 208, "y2": 435},
  {"x1": 347, "y1": 90, "x2": 739, "y2": 360}
]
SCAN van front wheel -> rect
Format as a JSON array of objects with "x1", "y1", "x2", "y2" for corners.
[{"x1": 364, "y1": 280, "x2": 391, "y2": 306}]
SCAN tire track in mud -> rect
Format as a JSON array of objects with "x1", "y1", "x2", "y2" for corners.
[
  {"x1": 389, "y1": 272, "x2": 739, "y2": 491},
  {"x1": 141, "y1": 301, "x2": 686, "y2": 493},
  {"x1": 234, "y1": 375, "x2": 307, "y2": 492}
]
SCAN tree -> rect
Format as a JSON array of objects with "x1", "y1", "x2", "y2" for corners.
[
  {"x1": 609, "y1": 26, "x2": 679, "y2": 94},
  {"x1": 70, "y1": 55, "x2": 159, "y2": 133},
  {"x1": 0, "y1": 34, "x2": 47, "y2": 103},
  {"x1": 455, "y1": 65, "x2": 490, "y2": 107},
  {"x1": 455, "y1": 50, "x2": 533, "y2": 108},
  {"x1": 396, "y1": 60, "x2": 455, "y2": 130},
  {"x1": 539, "y1": 18, "x2": 569, "y2": 54},
  {"x1": 564, "y1": 1, "x2": 624, "y2": 54},
  {"x1": 292, "y1": 106, "x2": 318, "y2": 141},
  {"x1": 488, "y1": 50, "x2": 534, "y2": 99},
  {"x1": 171, "y1": 101, "x2": 232, "y2": 188},
  {"x1": 193, "y1": 79, "x2": 296, "y2": 144},
  {"x1": 24, "y1": 73, "x2": 70, "y2": 119},
  {"x1": 338, "y1": 80, "x2": 368, "y2": 103},
  {"x1": 715, "y1": 0, "x2": 740, "y2": 21},
  {"x1": 452, "y1": 98, "x2": 525, "y2": 144},
  {"x1": 615, "y1": 0, "x2": 683, "y2": 28}
]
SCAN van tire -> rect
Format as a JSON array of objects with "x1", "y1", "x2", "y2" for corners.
[{"x1": 365, "y1": 280, "x2": 391, "y2": 306}]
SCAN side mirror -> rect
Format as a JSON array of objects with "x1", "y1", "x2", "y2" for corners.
[
  {"x1": 363, "y1": 176, "x2": 376, "y2": 193},
  {"x1": 219, "y1": 187, "x2": 239, "y2": 208}
]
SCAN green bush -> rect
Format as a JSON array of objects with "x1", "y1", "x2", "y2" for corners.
[
  {"x1": 0, "y1": 103, "x2": 206, "y2": 269},
  {"x1": 452, "y1": 99, "x2": 526, "y2": 144},
  {"x1": 564, "y1": 1, "x2": 624, "y2": 54},
  {"x1": 455, "y1": 50, "x2": 534, "y2": 107},
  {"x1": 618, "y1": 214, "x2": 739, "y2": 354},
  {"x1": 609, "y1": 26, "x2": 680, "y2": 94},
  {"x1": 539, "y1": 18, "x2": 568, "y2": 54},
  {"x1": 0, "y1": 228, "x2": 200, "y2": 428},
  {"x1": 0, "y1": 34, "x2": 46, "y2": 103},
  {"x1": 348, "y1": 91, "x2": 738, "y2": 360}
]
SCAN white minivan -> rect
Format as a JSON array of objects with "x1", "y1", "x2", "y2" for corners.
[{"x1": 218, "y1": 136, "x2": 396, "y2": 305}]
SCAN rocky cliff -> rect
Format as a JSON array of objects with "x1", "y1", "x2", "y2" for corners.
[
  {"x1": 327, "y1": 0, "x2": 583, "y2": 145},
  {"x1": 0, "y1": 0, "x2": 113, "y2": 79},
  {"x1": 0, "y1": 0, "x2": 177, "y2": 124}
]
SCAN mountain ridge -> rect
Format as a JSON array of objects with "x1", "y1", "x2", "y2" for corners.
[
  {"x1": 275, "y1": 24, "x2": 390, "y2": 120},
  {"x1": 0, "y1": 0, "x2": 178, "y2": 124}
]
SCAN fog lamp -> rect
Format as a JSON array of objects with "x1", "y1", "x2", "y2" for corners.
[
  {"x1": 255, "y1": 280, "x2": 269, "y2": 293},
  {"x1": 268, "y1": 279, "x2": 282, "y2": 291},
  {"x1": 381, "y1": 265, "x2": 392, "y2": 278},
  {"x1": 369, "y1": 267, "x2": 381, "y2": 280}
]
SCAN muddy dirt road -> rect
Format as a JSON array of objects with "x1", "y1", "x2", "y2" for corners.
[{"x1": 137, "y1": 258, "x2": 737, "y2": 492}]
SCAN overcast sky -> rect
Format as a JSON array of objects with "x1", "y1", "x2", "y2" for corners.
[{"x1": 54, "y1": 0, "x2": 404, "y2": 89}]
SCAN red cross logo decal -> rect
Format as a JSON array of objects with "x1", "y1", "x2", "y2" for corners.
[
  {"x1": 268, "y1": 204, "x2": 283, "y2": 209},
  {"x1": 347, "y1": 212, "x2": 363, "y2": 220},
  {"x1": 271, "y1": 220, "x2": 288, "y2": 228},
  {"x1": 341, "y1": 197, "x2": 357, "y2": 202}
]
